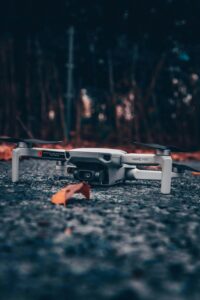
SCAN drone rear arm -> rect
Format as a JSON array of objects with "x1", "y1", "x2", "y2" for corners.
[
  {"x1": 122, "y1": 154, "x2": 173, "y2": 194},
  {"x1": 126, "y1": 169, "x2": 162, "y2": 180}
]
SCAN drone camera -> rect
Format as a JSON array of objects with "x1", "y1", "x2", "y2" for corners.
[
  {"x1": 73, "y1": 169, "x2": 104, "y2": 184},
  {"x1": 66, "y1": 148, "x2": 127, "y2": 186}
]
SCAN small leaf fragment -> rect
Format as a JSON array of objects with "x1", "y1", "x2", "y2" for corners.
[
  {"x1": 51, "y1": 182, "x2": 90, "y2": 206},
  {"x1": 192, "y1": 172, "x2": 200, "y2": 176},
  {"x1": 0, "y1": 145, "x2": 13, "y2": 160}
]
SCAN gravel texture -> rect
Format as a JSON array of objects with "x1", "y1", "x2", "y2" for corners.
[{"x1": 0, "y1": 160, "x2": 200, "y2": 300}]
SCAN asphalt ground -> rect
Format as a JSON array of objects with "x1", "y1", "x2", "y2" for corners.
[{"x1": 0, "y1": 160, "x2": 200, "y2": 300}]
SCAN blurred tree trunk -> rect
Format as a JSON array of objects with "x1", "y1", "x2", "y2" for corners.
[
  {"x1": 107, "y1": 50, "x2": 118, "y2": 142},
  {"x1": 130, "y1": 45, "x2": 140, "y2": 142},
  {"x1": 35, "y1": 38, "x2": 47, "y2": 139},
  {"x1": 1, "y1": 40, "x2": 10, "y2": 135},
  {"x1": 193, "y1": 85, "x2": 200, "y2": 147},
  {"x1": 25, "y1": 37, "x2": 32, "y2": 133},
  {"x1": 8, "y1": 38, "x2": 19, "y2": 137},
  {"x1": 53, "y1": 64, "x2": 67, "y2": 143},
  {"x1": 75, "y1": 90, "x2": 82, "y2": 145},
  {"x1": 65, "y1": 26, "x2": 75, "y2": 142},
  {"x1": 142, "y1": 52, "x2": 167, "y2": 142}
]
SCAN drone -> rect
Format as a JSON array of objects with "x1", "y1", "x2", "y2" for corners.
[{"x1": 0, "y1": 137, "x2": 199, "y2": 194}]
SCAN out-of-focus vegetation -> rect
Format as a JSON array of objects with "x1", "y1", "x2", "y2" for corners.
[{"x1": 0, "y1": 0, "x2": 200, "y2": 147}]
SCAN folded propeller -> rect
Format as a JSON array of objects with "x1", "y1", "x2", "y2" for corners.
[
  {"x1": 133, "y1": 141, "x2": 200, "y2": 173},
  {"x1": 134, "y1": 142, "x2": 182, "y2": 152},
  {"x1": 0, "y1": 137, "x2": 62, "y2": 145},
  {"x1": 172, "y1": 162, "x2": 200, "y2": 172},
  {"x1": 133, "y1": 141, "x2": 197, "y2": 153}
]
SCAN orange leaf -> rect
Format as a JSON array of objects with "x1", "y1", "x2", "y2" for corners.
[
  {"x1": 51, "y1": 182, "x2": 90, "y2": 206},
  {"x1": 0, "y1": 145, "x2": 13, "y2": 160},
  {"x1": 192, "y1": 172, "x2": 200, "y2": 176}
]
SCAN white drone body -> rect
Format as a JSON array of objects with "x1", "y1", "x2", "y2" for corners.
[{"x1": 11, "y1": 144, "x2": 180, "y2": 194}]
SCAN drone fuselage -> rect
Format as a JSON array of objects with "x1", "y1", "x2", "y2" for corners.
[{"x1": 11, "y1": 146, "x2": 180, "y2": 194}]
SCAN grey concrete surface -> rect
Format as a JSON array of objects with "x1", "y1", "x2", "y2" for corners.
[{"x1": 0, "y1": 160, "x2": 200, "y2": 300}]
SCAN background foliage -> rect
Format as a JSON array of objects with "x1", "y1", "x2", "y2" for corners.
[{"x1": 0, "y1": 0, "x2": 200, "y2": 147}]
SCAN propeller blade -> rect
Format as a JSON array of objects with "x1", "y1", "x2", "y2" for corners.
[
  {"x1": 24, "y1": 139, "x2": 62, "y2": 145},
  {"x1": 133, "y1": 142, "x2": 168, "y2": 151},
  {"x1": 133, "y1": 142, "x2": 195, "y2": 152},
  {"x1": 0, "y1": 137, "x2": 62, "y2": 145},
  {"x1": 173, "y1": 162, "x2": 200, "y2": 172},
  {"x1": 0, "y1": 137, "x2": 24, "y2": 143}
]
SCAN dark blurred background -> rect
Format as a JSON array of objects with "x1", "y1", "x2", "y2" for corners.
[{"x1": 0, "y1": 0, "x2": 200, "y2": 147}]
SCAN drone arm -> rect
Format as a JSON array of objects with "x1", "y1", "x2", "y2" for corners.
[
  {"x1": 122, "y1": 153, "x2": 157, "y2": 165},
  {"x1": 122, "y1": 154, "x2": 173, "y2": 194},
  {"x1": 126, "y1": 169, "x2": 162, "y2": 180},
  {"x1": 126, "y1": 168, "x2": 179, "y2": 180}
]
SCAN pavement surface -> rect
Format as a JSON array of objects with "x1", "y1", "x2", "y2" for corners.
[{"x1": 0, "y1": 160, "x2": 200, "y2": 300}]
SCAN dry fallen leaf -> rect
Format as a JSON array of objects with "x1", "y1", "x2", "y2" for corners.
[
  {"x1": 0, "y1": 145, "x2": 13, "y2": 160},
  {"x1": 51, "y1": 182, "x2": 90, "y2": 206},
  {"x1": 192, "y1": 172, "x2": 200, "y2": 176}
]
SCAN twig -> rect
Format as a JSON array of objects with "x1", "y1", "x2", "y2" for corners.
[{"x1": 16, "y1": 116, "x2": 34, "y2": 138}]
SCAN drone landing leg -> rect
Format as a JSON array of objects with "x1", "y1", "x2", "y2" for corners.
[
  {"x1": 12, "y1": 147, "x2": 29, "y2": 182},
  {"x1": 160, "y1": 156, "x2": 172, "y2": 194},
  {"x1": 124, "y1": 154, "x2": 173, "y2": 194},
  {"x1": 12, "y1": 149, "x2": 20, "y2": 182}
]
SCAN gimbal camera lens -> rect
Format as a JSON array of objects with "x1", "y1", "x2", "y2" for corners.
[
  {"x1": 73, "y1": 169, "x2": 105, "y2": 184},
  {"x1": 81, "y1": 171, "x2": 93, "y2": 180},
  {"x1": 74, "y1": 170, "x2": 93, "y2": 181}
]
